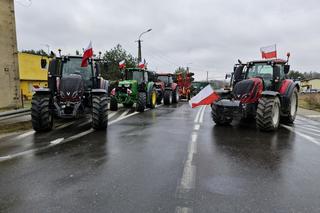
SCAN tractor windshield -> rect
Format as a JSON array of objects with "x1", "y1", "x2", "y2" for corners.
[
  {"x1": 126, "y1": 70, "x2": 144, "y2": 83},
  {"x1": 247, "y1": 63, "x2": 273, "y2": 80},
  {"x1": 62, "y1": 58, "x2": 93, "y2": 89},
  {"x1": 157, "y1": 76, "x2": 172, "y2": 84}
]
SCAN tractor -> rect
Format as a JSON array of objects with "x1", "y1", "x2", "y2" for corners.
[
  {"x1": 109, "y1": 68, "x2": 157, "y2": 112},
  {"x1": 155, "y1": 73, "x2": 179, "y2": 105},
  {"x1": 175, "y1": 72, "x2": 194, "y2": 100},
  {"x1": 31, "y1": 56, "x2": 109, "y2": 132},
  {"x1": 211, "y1": 56, "x2": 299, "y2": 131}
]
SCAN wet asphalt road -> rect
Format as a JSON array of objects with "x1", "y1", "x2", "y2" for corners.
[{"x1": 0, "y1": 103, "x2": 320, "y2": 213}]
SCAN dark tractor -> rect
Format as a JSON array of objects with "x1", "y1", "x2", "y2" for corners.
[
  {"x1": 32, "y1": 56, "x2": 109, "y2": 132},
  {"x1": 212, "y1": 56, "x2": 299, "y2": 131},
  {"x1": 156, "y1": 73, "x2": 179, "y2": 105},
  {"x1": 110, "y1": 68, "x2": 157, "y2": 112}
]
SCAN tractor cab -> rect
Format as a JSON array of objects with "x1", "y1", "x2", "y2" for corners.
[
  {"x1": 157, "y1": 73, "x2": 173, "y2": 86},
  {"x1": 123, "y1": 68, "x2": 147, "y2": 83}
]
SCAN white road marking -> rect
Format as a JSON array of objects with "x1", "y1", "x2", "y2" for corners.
[
  {"x1": 175, "y1": 207, "x2": 193, "y2": 213},
  {"x1": 298, "y1": 128, "x2": 320, "y2": 137},
  {"x1": 14, "y1": 130, "x2": 35, "y2": 140},
  {"x1": 281, "y1": 124, "x2": 320, "y2": 146},
  {"x1": 55, "y1": 121, "x2": 75, "y2": 130},
  {"x1": 193, "y1": 124, "x2": 200, "y2": 131},
  {"x1": 194, "y1": 106, "x2": 204, "y2": 123},
  {"x1": 108, "y1": 111, "x2": 117, "y2": 119},
  {"x1": 297, "y1": 125, "x2": 320, "y2": 133},
  {"x1": 199, "y1": 105, "x2": 207, "y2": 124},
  {"x1": 0, "y1": 109, "x2": 142, "y2": 162},
  {"x1": 118, "y1": 109, "x2": 130, "y2": 119},
  {"x1": 77, "y1": 120, "x2": 91, "y2": 127},
  {"x1": 50, "y1": 137, "x2": 64, "y2": 145}
]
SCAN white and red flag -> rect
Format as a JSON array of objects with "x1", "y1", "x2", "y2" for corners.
[
  {"x1": 81, "y1": 41, "x2": 93, "y2": 67},
  {"x1": 119, "y1": 60, "x2": 126, "y2": 69},
  {"x1": 260, "y1": 44, "x2": 277, "y2": 59},
  {"x1": 138, "y1": 61, "x2": 145, "y2": 69},
  {"x1": 189, "y1": 85, "x2": 220, "y2": 108}
]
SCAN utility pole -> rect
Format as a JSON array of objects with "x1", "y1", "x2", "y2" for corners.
[
  {"x1": 207, "y1": 71, "x2": 209, "y2": 82},
  {"x1": 136, "y1": 28, "x2": 152, "y2": 63}
]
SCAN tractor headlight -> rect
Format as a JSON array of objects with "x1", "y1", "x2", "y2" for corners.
[{"x1": 124, "y1": 84, "x2": 130, "y2": 88}]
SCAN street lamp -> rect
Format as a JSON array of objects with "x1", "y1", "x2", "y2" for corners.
[
  {"x1": 41, "y1": 43, "x2": 50, "y2": 55},
  {"x1": 137, "y1": 28, "x2": 152, "y2": 62}
]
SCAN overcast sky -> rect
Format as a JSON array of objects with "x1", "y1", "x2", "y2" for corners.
[{"x1": 14, "y1": 0, "x2": 320, "y2": 80}]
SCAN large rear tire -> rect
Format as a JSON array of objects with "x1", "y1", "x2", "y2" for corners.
[
  {"x1": 163, "y1": 90, "x2": 172, "y2": 105},
  {"x1": 31, "y1": 94, "x2": 53, "y2": 132},
  {"x1": 172, "y1": 87, "x2": 179, "y2": 103},
  {"x1": 136, "y1": 92, "x2": 146, "y2": 112},
  {"x1": 110, "y1": 96, "x2": 118, "y2": 111},
  {"x1": 256, "y1": 96, "x2": 281, "y2": 131},
  {"x1": 281, "y1": 88, "x2": 298, "y2": 124},
  {"x1": 211, "y1": 103, "x2": 232, "y2": 125},
  {"x1": 92, "y1": 94, "x2": 108, "y2": 130}
]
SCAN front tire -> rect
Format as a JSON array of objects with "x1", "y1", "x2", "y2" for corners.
[
  {"x1": 148, "y1": 88, "x2": 157, "y2": 109},
  {"x1": 92, "y1": 94, "x2": 108, "y2": 130},
  {"x1": 211, "y1": 103, "x2": 232, "y2": 125},
  {"x1": 110, "y1": 96, "x2": 118, "y2": 111},
  {"x1": 31, "y1": 94, "x2": 53, "y2": 132},
  {"x1": 256, "y1": 96, "x2": 281, "y2": 131},
  {"x1": 136, "y1": 92, "x2": 146, "y2": 112},
  {"x1": 163, "y1": 90, "x2": 172, "y2": 105},
  {"x1": 172, "y1": 87, "x2": 179, "y2": 103}
]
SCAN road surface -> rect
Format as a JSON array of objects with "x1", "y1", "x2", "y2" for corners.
[{"x1": 0, "y1": 103, "x2": 320, "y2": 213}]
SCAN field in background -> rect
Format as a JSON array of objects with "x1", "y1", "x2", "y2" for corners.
[{"x1": 299, "y1": 94, "x2": 320, "y2": 112}]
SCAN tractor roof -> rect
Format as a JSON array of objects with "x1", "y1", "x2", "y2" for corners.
[
  {"x1": 157, "y1": 73, "x2": 173, "y2": 76},
  {"x1": 249, "y1": 59, "x2": 287, "y2": 64}
]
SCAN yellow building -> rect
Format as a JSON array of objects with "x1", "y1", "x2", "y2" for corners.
[
  {"x1": 301, "y1": 78, "x2": 320, "y2": 91},
  {"x1": 18, "y1": 53, "x2": 49, "y2": 100}
]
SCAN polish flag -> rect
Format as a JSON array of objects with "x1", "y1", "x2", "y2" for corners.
[
  {"x1": 119, "y1": 60, "x2": 126, "y2": 69},
  {"x1": 81, "y1": 41, "x2": 93, "y2": 67},
  {"x1": 189, "y1": 85, "x2": 220, "y2": 108},
  {"x1": 260, "y1": 44, "x2": 277, "y2": 59},
  {"x1": 138, "y1": 62, "x2": 145, "y2": 69}
]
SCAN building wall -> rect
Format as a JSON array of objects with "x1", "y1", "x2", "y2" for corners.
[
  {"x1": 18, "y1": 53, "x2": 49, "y2": 100},
  {"x1": 0, "y1": 0, "x2": 21, "y2": 109},
  {"x1": 301, "y1": 79, "x2": 320, "y2": 90}
]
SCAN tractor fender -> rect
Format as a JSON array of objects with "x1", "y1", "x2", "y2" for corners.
[
  {"x1": 146, "y1": 82, "x2": 155, "y2": 105},
  {"x1": 92, "y1": 88, "x2": 108, "y2": 95},
  {"x1": 279, "y1": 80, "x2": 299, "y2": 113},
  {"x1": 261, "y1": 91, "x2": 280, "y2": 97},
  {"x1": 33, "y1": 88, "x2": 51, "y2": 95}
]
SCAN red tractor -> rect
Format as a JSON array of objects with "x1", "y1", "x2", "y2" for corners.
[
  {"x1": 175, "y1": 72, "x2": 194, "y2": 100},
  {"x1": 155, "y1": 73, "x2": 179, "y2": 105},
  {"x1": 212, "y1": 56, "x2": 299, "y2": 131}
]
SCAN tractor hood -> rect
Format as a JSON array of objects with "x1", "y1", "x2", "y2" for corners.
[
  {"x1": 233, "y1": 78, "x2": 263, "y2": 103},
  {"x1": 60, "y1": 74, "x2": 84, "y2": 101},
  {"x1": 118, "y1": 80, "x2": 137, "y2": 87}
]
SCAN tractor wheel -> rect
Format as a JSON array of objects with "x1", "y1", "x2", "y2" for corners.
[
  {"x1": 92, "y1": 94, "x2": 108, "y2": 130},
  {"x1": 172, "y1": 87, "x2": 180, "y2": 103},
  {"x1": 256, "y1": 96, "x2": 281, "y2": 131},
  {"x1": 281, "y1": 88, "x2": 298, "y2": 124},
  {"x1": 136, "y1": 92, "x2": 146, "y2": 112},
  {"x1": 31, "y1": 94, "x2": 53, "y2": 132},
  {"x1": 123, "y1": 102, "x2": 134, "y2": 108},
  {"x1": 110, "y1": 96, "x2": 118, "y2": 111},
  {"x1": 147, "y1": 88, "x2": 157, "y2": 109},
  {"x1": 211, "y1": 103, "x2": 232, "y2": 125},
  {"x1": 156, "y1": 95, "x2": 162, "y2": 105},
  {"x1": 163, "y1": 90, "x2": 172, "y2": 105}
]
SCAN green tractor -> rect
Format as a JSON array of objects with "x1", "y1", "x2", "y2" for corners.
[{"x1": 110, "y1": 68, "x2": 157, "y2": 112}]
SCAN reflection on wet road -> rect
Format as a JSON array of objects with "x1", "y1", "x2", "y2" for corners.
[{"x1": 0, "y1": 103, "x2": 320, "y2": 212}]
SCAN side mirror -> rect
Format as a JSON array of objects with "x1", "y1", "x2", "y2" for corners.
[
  {"x1": 225, "y1": 74, "x2": 231, "y2": 79},
  {"x1": 284, "y1": 65, "x2": 290, "y2": 74},
  {"x1": 40, "y1": 59, "x2": 47, "y2": 69},
  {"x1": 273, "y1": 66, "x2": 281, "y2": 81}
]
